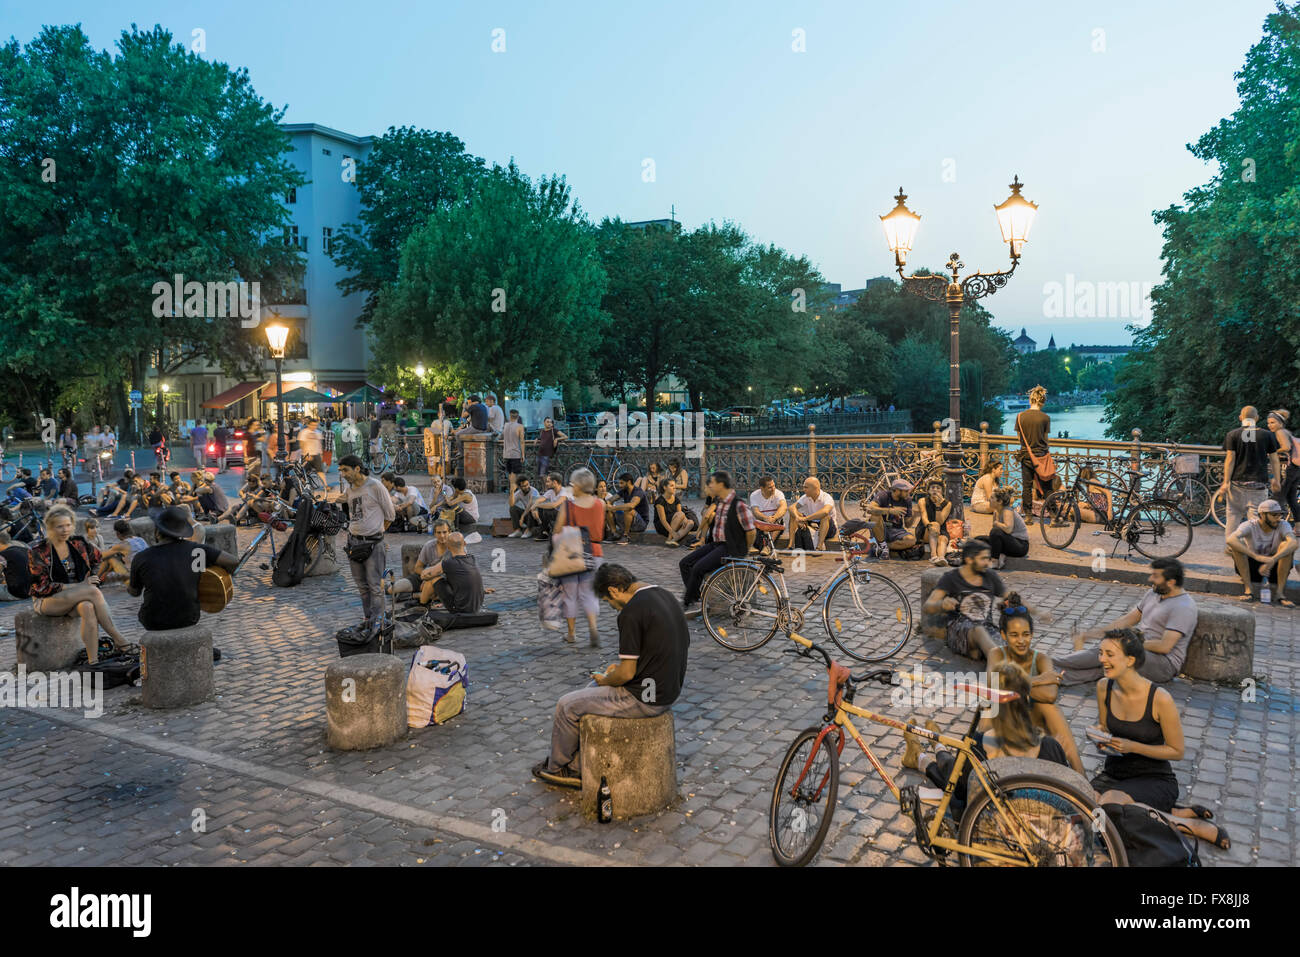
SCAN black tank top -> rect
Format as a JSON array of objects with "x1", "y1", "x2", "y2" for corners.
[{"x1": 1103, "y1": 680, "x2": 1176, "y2": 781}]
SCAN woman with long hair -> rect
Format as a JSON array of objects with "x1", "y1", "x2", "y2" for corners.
[
  {"x1": 984, "y1": 594, "x2": 1084, "y2": 773},
  {"x1": 654, "y1": 477, "x2": 697, "y2": 547},
  {"x1": 28, "y1": 505, "x2": 133, "y2": 664},
  {"x1": 986, "y1": 487, "x2": 1030, "y2": 568},
  {"x1": 970, "y1": 460, "x2": 1002, "y2": 515}
]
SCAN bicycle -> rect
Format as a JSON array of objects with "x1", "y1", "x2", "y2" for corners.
[
  {"x1": 837, "y1": 438, "x2": 945, "y2": 523},
  {"x1": 699, "y1": 540, "x2": 913, "y2": 663},
  {"x1": 233, "y1": 498, "x2": 298, "y2": 572},
  {"x1": 1038, "y1": 465, "x2": 1192, "y2": 559},
  {"x1": 1133, "y1": 443, "x2": 1213, "y2": 526},
  {"x1": 768, "y1": 633, "x2": 1127, "y2": 866},
  {"x1": 272, "y1": 456, "x2": 327, "y2": 502},
  {"x1": 584, "y1": 448, "x2": 641, "y2": 486}
]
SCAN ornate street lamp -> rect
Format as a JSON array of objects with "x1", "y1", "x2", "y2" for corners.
[
  {"x1": 266, "y1": 323, "x2": 289, "y2": 457},
  {"x1": 881, "y1": 176, "x2": 1039, "y2": 518}
]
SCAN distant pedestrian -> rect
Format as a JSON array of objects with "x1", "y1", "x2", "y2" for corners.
[{"x1": 1220, "y1": 405, "x2": 1281, "y2": 532}]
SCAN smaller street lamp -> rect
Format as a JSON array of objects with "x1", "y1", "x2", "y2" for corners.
[{"x1": 266, "y1": 323, "x2": 289, "y2": 457}]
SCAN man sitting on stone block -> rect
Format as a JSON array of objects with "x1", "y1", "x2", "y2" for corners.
[
  {"x1": 414, "y1": 530, "x2": 483, "y2": 613},
  {"x1": 129, "y1": 507, "x2": 239, "y2": 630},
  {"x1": 1054, "y1": 558, "x2": 1198, "y2": 685},
  {"x1": 1225, "y1": 498, "x2": 1297, "y2": 606},
  {"x1": 533, "y1": 563, "x2": 688, "y2": 789},
  {"x1": 385, "y1": 520, "x2": 451, "y2": 606}
]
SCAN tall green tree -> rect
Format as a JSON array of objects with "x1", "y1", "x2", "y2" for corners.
[
  {"x1": 0, "y1": 24, "x2": 302, "y2": 437},
  {"x1": 332, "y1": 126, "x2": 486, "y2": 325},
  {"x1": 368, "y1": 163, "x2": 607, "y2": 405},
  {"x1": 1106, "y1": 2, "x2": 1300, "y2": 442}
]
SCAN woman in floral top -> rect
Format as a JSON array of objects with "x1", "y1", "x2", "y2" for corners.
[{"x1": 29, "y1": 505, "x2": 132, "y2": 664}]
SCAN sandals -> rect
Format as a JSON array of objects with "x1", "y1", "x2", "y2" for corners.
[{"x1": 1175, "y1": 803, "x2": 1214, "y2": 820}]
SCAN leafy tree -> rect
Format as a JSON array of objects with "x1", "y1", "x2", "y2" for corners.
[
  {"x1": 0, "y1": 24, "x2": 302, "y2": 438},
  {"x1": 368, "y1": 162, "x2": 607, "y2": 407},
  {"x1": 1078, "y1": 357, "x2": 1122, "y2": 392},
  {"x1": 1106, "y1": 2, "x2": 1300, "y2": 442},
  {"x1": 1013, "y1": 348, "x2": 1076, "y2": 396},
  {"x1": 332, "y1": 126, "x2": 486, "y2": 325}
]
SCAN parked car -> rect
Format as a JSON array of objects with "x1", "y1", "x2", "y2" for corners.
[{"x1": 203, "y1": 426, "x2": 246, "y2": 468}]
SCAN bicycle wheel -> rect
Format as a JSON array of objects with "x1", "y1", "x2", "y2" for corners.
[
  {"x1": 1209, "y1": 487, "x2": 1227, "y2": 528},
  {"x1": 700, "y1": 563, "x2": 781, "y2": 652},
  {"x1": 394, "y1": 448, "x2": 412, "y2": 475},
  {"x1": 1158, "y1": 475, "x2": 1211, "y2": 526},
  {"x1": 821, "y1": 568, "x2": 912, "y2": 662},
  {"x1": 958, "y1": 773, "x2": 1127, "y2": 867},
  {"x1": 1127, "y1": 500, "x2": 1192, "y2": 560},
  {"x1": 837, "y1": 479, "x2": 878, "y2": 524},
  {"x1": 1038, "y1": 492, "x2": 1080, "y2": 549},
  {"x1": 769, "y1": 726, "x2": 840, "y2": 867}
]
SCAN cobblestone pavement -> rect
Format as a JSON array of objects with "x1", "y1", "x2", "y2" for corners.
[{"x1": 0, "y1": 527, "x2": 1295, "y2": 866}]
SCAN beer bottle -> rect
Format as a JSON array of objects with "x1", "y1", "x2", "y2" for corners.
[{"x1": 597, "y1": 776, "x2": 613, "y2": 823}]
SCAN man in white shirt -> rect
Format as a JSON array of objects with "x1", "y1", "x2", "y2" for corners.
[
  {"x1": 338, "y1": 455, "x2": 395, "y2": 629},
  {"x1": 749, "y1": 475, "x2": 789, "y2": 549},
  {"x1": 508, "y1": 475, "x2": 542, "y2": 537},
  {"x1": 790, "y1": 476, "x2": 838, "y2": 549},
  {"x1": 485, "y1": 394, "x2": 505, "y2": 434},
  {"x1": 529, "y1": 473, "x2": 566, "y2": 540},
  {"x1": 392, "y1": 476, "x2": 427, "y2": 527},
  {"x1": 298, "y1": 417, "x2": 326, "y2": 488}
]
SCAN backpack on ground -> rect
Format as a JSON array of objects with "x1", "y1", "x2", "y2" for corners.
[
  {"x1": 792, "y1": 525, "x2": 816, "y2": 552},
  {"x1": 74, "y1": 652, "x2": 141, "y2": 689},
  {"x1": 1102, "y1": 803, "x2": 1201, "y2": 867},
  {"x1": 422, "y1": 608, "x2": 499, "y2": 629},
  {"x1": 406, "y1": 645, "x2": 467, "y2": 728}
]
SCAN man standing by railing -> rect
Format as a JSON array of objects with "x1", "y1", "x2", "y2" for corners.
[{"x1": 1220, "y1": 405, "x2": 1280, "y2": 534}]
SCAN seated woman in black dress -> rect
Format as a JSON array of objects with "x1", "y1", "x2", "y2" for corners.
[
  {"x1": 1092, "y1": 628, "x2": 1230, "y2": 849},
  {"x1": 654, "y1": 478, "x2": 696, "y2": 547}
]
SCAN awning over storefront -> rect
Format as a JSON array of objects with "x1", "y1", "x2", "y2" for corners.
[{"x1": 201, "y1": 381, "x2": 271, "y2": 409}]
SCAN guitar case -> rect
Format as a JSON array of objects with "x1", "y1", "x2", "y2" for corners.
[{"x1": 272, "y1": 494, "x2": 313, "y2": 588}]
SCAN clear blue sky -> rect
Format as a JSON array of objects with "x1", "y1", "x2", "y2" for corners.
[{"x1": 2, "y1": 0, "x2": 1276, "y2": 345}]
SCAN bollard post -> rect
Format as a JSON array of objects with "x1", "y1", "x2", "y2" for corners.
[
  {"x1": 932, "y1": 421, "x2": 943, "y2": 451},
  {"x1": 1130, "y1": 428, "x2": 1142, "y2": 488},
  {"x1": 807, "y1": 424, "x2": 817, "y2": 478},
  {"x1": 979, "y1": 421, "x2": 990, "y2": 473}
]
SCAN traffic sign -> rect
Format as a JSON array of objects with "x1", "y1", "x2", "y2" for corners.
[{"x1": 128, "y1": 390, "x2": 142, "y2": 401}]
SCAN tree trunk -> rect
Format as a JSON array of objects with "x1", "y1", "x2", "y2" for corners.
[{"x1": 687, "y1": 384, "x2": 701, "y2": 411}]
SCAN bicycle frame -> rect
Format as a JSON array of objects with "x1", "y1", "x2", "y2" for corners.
[
  {"x1": 785, "y1": 636, "x2": 1049, "y2": 866},
  {"x1": 723, "y1": 552, "x2": 877, "y2": 626}
]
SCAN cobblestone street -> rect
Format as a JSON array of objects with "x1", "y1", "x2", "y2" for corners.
[{"x1": 1, "y1": 528, "x2": 1295, "y2": 866}]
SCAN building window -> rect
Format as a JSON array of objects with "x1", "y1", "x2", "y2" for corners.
[
  {"x1": 284, "y1": 224, "x2": 298, "y2": 247},
  {"x1": 322, "y1": 148, "x2": 332, "y2": 156},
  {"x1": 286, "y1": 188, "x2": 296, "y2": 204},
  {"x1": 322, "y1": 227, "x2": 333, "y2": 255}
]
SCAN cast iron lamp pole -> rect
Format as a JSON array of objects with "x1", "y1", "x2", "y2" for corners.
[{"x1": 880, "y1": 175, "x2": 1039, "y2": 519}]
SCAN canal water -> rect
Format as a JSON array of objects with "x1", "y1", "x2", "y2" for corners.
[{"x1": 1039, "y1": 404, "x2": 1108, "y2": 439}]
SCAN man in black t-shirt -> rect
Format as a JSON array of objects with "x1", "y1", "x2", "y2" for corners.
[
  {"x1": 609, "y1": 473, "x2": 650, "y2": 541},
  {"x1": 532, "y1": 563, "x2": 688, "y2": 789},
  {"x1": 1220, "y1": 405, "x2": 1282, "y2": 532},
  {"x1": 128, "y1": 507, "x2": 238, "y2": 631},
  {"x1": 454, "y1": 396, "x2": 491, "y2": 438},
  {"x1": 922, "y1": 539, "x2": 1006, "y2": 660},
  {"x1": 422, "y1": 534, "x2": 484, "y2": 613}
]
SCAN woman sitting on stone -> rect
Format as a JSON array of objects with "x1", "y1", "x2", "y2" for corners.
[
  {"x1": 28, "y1": 504, "x2": 134, "y2": 664},
  {"x1": 970, "y1": 460, "x2": 1002, "y2": 515}
]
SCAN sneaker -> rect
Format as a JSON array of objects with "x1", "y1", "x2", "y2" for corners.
[
  {"x1": 521, "y1": 530, "x2": 534, "y2": 539},
  {"x1": 507, "y1": 530, "x2": 522, "y2": 538},
  {"x1": 463, "y1": 532, "x2": 482, "y2": 545},
  {"x1": 532, "y1": 760, "x2": 581, "y2": 789}
]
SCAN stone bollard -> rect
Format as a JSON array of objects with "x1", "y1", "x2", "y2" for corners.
[
  {"x1": 129, "y1": 516, "x2": 159, "y2": 546},
  {"x1": 1182, "y1": 603, "x2": 1255, "y2": 683},
  {"x1": 579, "y1": 712, "x2": 677, "y2": 821},
  {"x1": 202, "y1": 523, "x2": 237, "y2": 556},
  {"x1": 919, "y1": 567, "x2": 947, "y2": 640},
  {"x1": 14, "y1": 610, "x2": 83, "y2": 671},
  {"x1": 140, "y1": 625, "x2": 214, "y2": 709},
  {"x1": 401, "y1": 542, "x2": 422, "y2": 578},
  {"x1": 325, "y1": 654, "x2": 408, "y2": 750}
]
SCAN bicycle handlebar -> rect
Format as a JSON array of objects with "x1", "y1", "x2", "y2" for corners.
[{"x1": 789, "y1": 634, "x2": 894, "y2": 688}]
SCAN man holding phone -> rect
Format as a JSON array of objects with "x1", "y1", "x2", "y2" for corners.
[{"x1": 532, "y1": 563, "x2": 689, "y2": 789}]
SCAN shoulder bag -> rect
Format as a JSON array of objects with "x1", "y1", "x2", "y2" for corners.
[{"x1": 1015, "y1": 412, "x2": 1058, "y2": 484}]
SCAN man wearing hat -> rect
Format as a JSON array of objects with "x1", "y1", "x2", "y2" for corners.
[
  {"x1": 865, "y1": 478, "x2": 917, "y2": 556},
  {"x1": 1225, "y1": 498, "x2": 1298, "y2": 605},
  {"x1": 128, "y1": 506, "x2": 239, "y2": 631}
]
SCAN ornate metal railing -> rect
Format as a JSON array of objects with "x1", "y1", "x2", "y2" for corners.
[{"x1": 499, "y1": 424, "x2": 1226, "y2": 501}]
